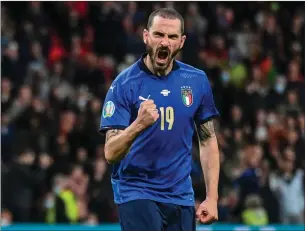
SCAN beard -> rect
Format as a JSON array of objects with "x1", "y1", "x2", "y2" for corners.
[{"x1": 146, "y1": 43, "x2": 180, "y2": 74}]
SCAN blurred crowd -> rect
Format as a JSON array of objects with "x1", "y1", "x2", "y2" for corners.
[{"x1": 1, "y1": 1, "x2": 305, "y2": 226}]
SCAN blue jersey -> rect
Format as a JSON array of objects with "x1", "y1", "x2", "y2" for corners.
[{"x1": 100, "y1": 54, "x2": 219, "y2": 206}]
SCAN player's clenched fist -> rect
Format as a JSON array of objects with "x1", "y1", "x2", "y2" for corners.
[{"x1": 136, "y1": 100, "x2": 159, "y2": 128}]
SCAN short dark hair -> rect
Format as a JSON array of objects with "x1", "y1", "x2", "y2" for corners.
[{"x1": 147, "y1": 8, "x2": 184, "y2": 34}]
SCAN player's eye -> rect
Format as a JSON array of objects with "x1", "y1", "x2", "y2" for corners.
[
  {"x1": 169, "y1": 35, "x2": 178, "y2": 40},
  {"x1": 153, "y1": 32, "x2": 164, "y2": 38}
]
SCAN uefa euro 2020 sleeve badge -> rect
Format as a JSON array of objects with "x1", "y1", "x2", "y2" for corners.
[{"x1": 103, "y1": 101, "x2": 115, "y2": 118}]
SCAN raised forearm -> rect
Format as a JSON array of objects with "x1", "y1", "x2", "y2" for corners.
[
  {"x1": 104, "y1": 121, "x2": 145, "y2": 163},
  {"x1": 197, "y1": 120, "x2": 220, "y2": 201}
]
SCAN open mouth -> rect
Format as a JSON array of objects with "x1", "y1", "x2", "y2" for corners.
[{"x1": 156, "y1": 50, "x2": 169, "y2": 64}]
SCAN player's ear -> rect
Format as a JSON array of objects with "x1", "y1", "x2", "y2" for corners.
[
  {"x1": 180, "y1": 35, "x2": 186, "y2": 49},
  {"x1": 143, "y1": 29, "x2": 149, "y2": 45}
]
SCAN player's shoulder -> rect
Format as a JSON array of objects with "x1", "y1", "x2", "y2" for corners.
[
  {"x1": 112, "y1": 61, "x2": 143, "y2": 88},
  {"x1": 176, "y1": 61, "x2": 209, "y2": 83}
]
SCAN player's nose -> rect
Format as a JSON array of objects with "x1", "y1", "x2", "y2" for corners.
[{"x1": 160, "y1": 36, "x2": 170, "y2": 47}]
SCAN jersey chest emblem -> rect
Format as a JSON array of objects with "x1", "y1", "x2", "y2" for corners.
[{"x1": 181, "y1": 86, "x2": 193, "y2": 107}]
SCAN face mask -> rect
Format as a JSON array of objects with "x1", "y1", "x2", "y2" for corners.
[
  {"x1": 1, "y1": 218, "x2": 10, "y2": 226},
  {"x1": 34, "y1": 104, "x2": 44, "y2": 113},
  {"x1": 275, "y1": 83, "x2": 286, "y2": 94},
  {"x1": 221, "y1": 71, "x2": 230, "y2": 84},
  {"x1": 255, "y1": 126, "x2": 267, "y2": 142},
  {"x1": 77, "y1": 97, "x2": 87, "y2": 110},
  {"x1": 44, "y1": 198, "x2": 55, "y2": 208},
  {"x1": 54, "y1": 186, "x2": 61, "y2": 194},
  {"x1": 86, "y1": 219, "x2": 97, "y2": 225},
  {"x1": 266, "y1": 114, "x2": 277, "y2": 125}
]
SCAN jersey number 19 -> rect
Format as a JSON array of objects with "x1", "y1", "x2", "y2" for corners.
[{"x1": 159, "y1": 107, "x2": 174, "y2": 131}]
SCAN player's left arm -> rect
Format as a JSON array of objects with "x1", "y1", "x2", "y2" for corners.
[
  {"x1": 195, "y1": 73, "x2": 220, "y2": 223},
  {"x1": 197, "y1": 119, "x2": 220, "y2": 202}
]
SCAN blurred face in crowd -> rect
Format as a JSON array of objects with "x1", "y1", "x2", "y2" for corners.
[
  {"x1": 265, "y1": 15, "x2": 276, "y2": 33},
  {"x1": 299, "y1": 114, "x2": 305, "y2": 128},
  {"x1": 95, "y1": 158, "x2": 107, "y2": 175},
  {"x1": 87, "y1": 53, "x2": 98, "y2": 68},
  {"x1": 32, "y1": 98, "x2": 45, "y2": 113},
  {"x1": 128, "y1": 2, "x2": 137, "y2": 14},
  {"x1": 288, "y1": 61, "x2": 300, "y2": 81},
  {"x1": 1, "y1": 78, "x2": 11, "y2": 94},
  {"x1": 31, "y1": 42, "x2": 42, "y2": 58},
  {"x1": 90, "y1": 98, "x2": 101, "y2": 113},
  {"x1": 266, "y1": 112, "x2": 278, "y2": 126},
  {"x1": 187, "y1": 3, "x2": 199, "y2": 16},
  {"x1": 20, "y1": 150, "x2": 35, "y2": 165},
  {"x1": 30, "y1": 1, "x2": 41, "y2": 13},
  {"x1": 60, "y1": 111, "x2": 76, "y2": 133},
  {"x1": 256, "y1": 109, "x2": 266, "y2": 125},
  {"x1": 234, "y1": 129, "x2": 243, "y2": 143},
  {"x1": 287, "y1": 130, "x2": 298, "y2": 145},
  {"x1": 287, "y1": 117, "x2": 296, "y2": 129},
  {"x1": 252, "y1": 66, "x2": 262, "y2": 83},
  {"x1": 123, "y1": 16, "x2": 133, "y2": 33},
  {"x1": 212, "y1": 35, "x2": 225, "y2": 51},
  {"x1": 225, "y1": 8, "x2": 234, "y2": 23},
  {"x1": 282, "y1": 148, "x2": 295, "y2": 173},
  {"x1": 53, "y1": 175, "x2": 70, "y2": 194},
  {"x1": 287, "y1": 90, "x2": 298, "y2": 104},
  {"x1": 143, "y1": 15, "x2": 186, "y2": 75},
  {"x1": 216, "y1": 4, "x2": 224, "y2": 16},
  {"x1": 86, "y1": 213, "x2": 99, "y2": 225},
  {"x1": 77, "y1": 147, "x2": 88, "y2": 162},
  {"x1": 284, "y1": 148, "x2": 295, "y2": 162},
  {"x1": 7, "y1": 42, "x2": 19, "y2": 60},
  {"x1": 292, "y1": 14, "x2": 303, "y2": 31},
  {"x1": 71, "y1": 165, "x2": 84, "y2": 180},
  {"x1": 1, "y1": 209, "x2": 12, "y2": 225},
  {"x1": 1, "y1": 114, "x2": 9, "y2": 126},
  {"x1": 95, "y1": 144, "x2": 105, "y2": 158},
  {"x1": 54, "y1": 61, "x2": 63, "y2": 75},
  {"x1": 245, "y1": 145, "x2": 262, "y2": 168},
  {"x1": 19, "y1": 85, "x2": 32, "y2": 104},
  {"x1": 69, "y1": 10, "x2": 79, "y2": 24},
  {"x1": 152, "y1": 3, "x2": 162, "y2": 11},
  {"x1": 231, "y1": 105, "x2": 242, "y2": 122}
]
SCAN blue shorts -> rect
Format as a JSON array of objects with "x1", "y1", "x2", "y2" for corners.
[{"x1": 118, "y1": 199, "x2": 196, "y2": 231}]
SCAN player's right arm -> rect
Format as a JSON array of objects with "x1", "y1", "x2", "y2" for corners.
[{"x1": 104, "y1": 100, "x2": 159, "y2": 164}]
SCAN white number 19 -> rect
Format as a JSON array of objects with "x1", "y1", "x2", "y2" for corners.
[{"x1": 159, "y1": 106, "x2": 174, "y2": 131}]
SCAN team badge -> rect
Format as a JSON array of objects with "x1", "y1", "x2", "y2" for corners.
[
  {"x1": 103, "y1": 101, "x2": 115, "y2": 118},
  {"x1": 181, "y1": 86, "x2": 193, "y2": 107}
]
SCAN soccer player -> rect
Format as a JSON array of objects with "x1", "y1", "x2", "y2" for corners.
[{"x1": 100, "y1": 8, "x2": 220, "y2": 231}]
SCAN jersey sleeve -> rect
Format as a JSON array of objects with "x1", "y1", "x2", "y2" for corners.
[
  {"x1": 99, "y1": 81, "x2": 131, "y2": 133},
  {"x1": 194, "y1": 73, "x2": 220, "y2": 124}
]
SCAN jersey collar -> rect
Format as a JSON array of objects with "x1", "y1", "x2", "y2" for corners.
[{"x1": 138, "y1": 53, "x2": 180, "y2": 76}]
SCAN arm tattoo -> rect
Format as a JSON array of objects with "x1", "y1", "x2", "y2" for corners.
[
  {"x1": 105, "y1": 129, "x2": 120, "y2": 142},
  {"x1": 197, "y1": 120, "x2": 216, "y2": 145}
]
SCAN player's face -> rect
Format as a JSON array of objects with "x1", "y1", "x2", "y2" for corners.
[{"x1": 143, "y1": 16, "x2": 186, "y2": 73}]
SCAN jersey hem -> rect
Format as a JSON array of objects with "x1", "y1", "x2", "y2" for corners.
[
  {"x1": 196, "y1": 114, "x2": 220, "y2": 125},
  {"x1": 114, "y1": 196, "x2": 195, "y2": 207},
  {"x1": 98, "y1": 125, "x2": 128, "y2": 134}
]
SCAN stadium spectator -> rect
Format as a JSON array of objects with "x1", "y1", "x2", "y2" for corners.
[
  {"x1": 44, "y1": 174, "x2": 79, "y2": 224},
  {"x1": 269, "y1": 148, "x2": 305, "y2": 224},
  {"x1": 241, "y1": 194, "x2": 269, "y2": 225}
]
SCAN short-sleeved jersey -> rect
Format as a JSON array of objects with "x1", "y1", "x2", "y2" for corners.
[{"x1": 100, "y1": 54, "x2": 219, "y2": 206}]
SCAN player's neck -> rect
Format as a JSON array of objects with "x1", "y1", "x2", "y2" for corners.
[{"x1": 144, "y1": 55, "x2": 173, "y2": 77}]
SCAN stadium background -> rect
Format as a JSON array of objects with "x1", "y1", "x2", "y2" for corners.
[{"x1": 1, "y1": 1, "x2": 305, "y2": 230}]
